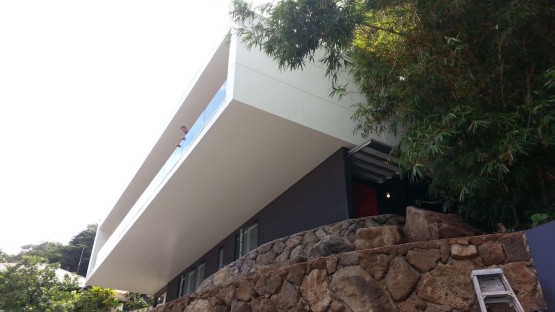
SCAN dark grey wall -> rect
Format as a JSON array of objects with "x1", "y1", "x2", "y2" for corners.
[
  {"x1": 164, "y1": 148, "x2": 351, "y2": 302},
  {"x1": 256, "y1": 148, "x2": 351, "y2": 243},
  {"x1": 526, "y1": 220, "x2": 555, "y2": 310}
]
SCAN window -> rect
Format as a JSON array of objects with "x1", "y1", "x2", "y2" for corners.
[
  {"x1": 178, "y1": 261, "x2": 206, "y2": 297},
  {"x1": 196, "y1": 262, "x2": 205, "y2": 289},
  {"x1": 242, "y1": 223, "x2": 258, "y2": 256},
  {"x1": 218, "y1": 247, "x2": 225, "y2": 269},
  {"x1": 185, "y1": 270, "x2": 196, "y2": 295},
  {"x1": 235, "y1": 222, "x2": 259, "y2": 259},
  {"x1": 235, "y1": 234, "x2": 241, "y2": 260},
  {"x1": 178, "y1": 274, "x2": 186, "y2": 297},
  {"x1": 155, "y1": 293, "x2": 166, "y2": 307}
]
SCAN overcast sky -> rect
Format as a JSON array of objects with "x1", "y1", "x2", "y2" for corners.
[{"x1": 0, "y1": 0, "x2": 231, "y2": 254}]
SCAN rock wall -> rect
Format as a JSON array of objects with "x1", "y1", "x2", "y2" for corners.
[
  {"x1": 199, "y1": 214, "x2": 405, "y2": 291},
  {"x1": 153, "y1": 230, "x2": 546, "y2": 312}
]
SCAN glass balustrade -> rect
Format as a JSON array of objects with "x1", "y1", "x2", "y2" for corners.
[{"x1": 96, "y1": 81, "x2": 228, "y2": 264}]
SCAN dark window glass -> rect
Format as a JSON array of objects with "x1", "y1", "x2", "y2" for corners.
[
  {"x1": 242, "y1": 223, "x2": 258, "y2": 256},
  {"x1": 218, "y1": 247, "x2": 225, "y2": 269},
  {"x1": 235, "y1": 222, "x2": 259, "y2": 259},
  {"x1": 185, "y1": 270, "x2": 196, "y2": 295},
  {"x1": 196, "y1": 262, "x2": 205, "y2": 288}
]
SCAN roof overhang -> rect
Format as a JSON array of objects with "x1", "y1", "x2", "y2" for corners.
[{"x1": 85, "y1": 99, "x2": 351, "y2": 294}]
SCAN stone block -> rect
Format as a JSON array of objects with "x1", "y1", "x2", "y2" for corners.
[
  {"x1": 440, "y1": 242, "x2": 450, "y2": 263},
  {"x1": 502, "y1": 233, "x2": 530, "y2": 262},
  {"x1": 354, "y1": 225, "x2": 404, "y2": 250},
  {"x1": 240, "y1": 259, "x2": 255, "y2": 274},
  {"x1": 397, "y1": 293, "x2": 427, "y2": 312},
  {"x1": 265, "y1": 274, "x2": 282, "y2": 295},
  {"x1": 326, "y1": 256, "x2": 339, "y2": 274},
  {"x1": 184, "y1": 299, "x2": 211, "y2": 312},
  {"x1": 315, "y1": 228, "x2": 327, "y2": 239},
  {"x1": 285, "y1": 265, "x2": 305, "y2": 286},
  {"x1": 416, "y1": 260, "x2": 476, "y2": 311},
  {"x1": 277, "y1": 281, "x2": 298, "y2": 310},
  {"x1": 478, "y1": 241, "x2": 506, "y2": 265},
  {"x1": 258, "y1": 242, "x2": 273, "y2": 254},
  {"x1": 257, "y1": 298, "x2": 277, "y2": 312},
  {"x1": 384, "y1": 256, "x2": 420, "y2": 301},
  {"x1": 307, "y1": 235, "x2": 354, "y2": 259},
  {"x1": 300, "y1": 269, "x2": 331, "y2": 312},
  {"x1": 236, "y1": 280, "x2": 253, "y2": 302},
  {"x1": 339, "y1": 252, "x2": 359, "y2": 267},
  {"x1": 274, "y1": 247, "x2": 290, "y2": 264},
  {"x1": 290, "y1": 244, "x2": 304, "y2": 259},
  {"x1": 256, "y1": 252, "x2": 277, "y2": 266},
  {"x1": 404, "y1": 206, "x2": 482, "y2": 242},
  {"x1": 406, "y1": 249, "x2": 441, "y2": 272},
  {"x1": 362, "y1": 253, "x2": 390, "y2": 281},
  {"x1": 324, "y1": 223, "x2": 342, "y2": 236},
  {"x1": 303, "y1": 231, "x2": 319, "y2": 245},
  {"x1": 501, "y1": 261, "x2": 547, "y2": 311},
  {"x1": 217, "y1": 284, "x2": 236, "y2": 306},
  {"x1": 214, "y1": 305, "x2": 229, "y2": 312},
  {"x1": 272, "y1": 241, "x2": 285, "y2": 254},
  {"x1": 450, "y1": 244, "x2": 478, "y2": 260},
  {"x1": 330, "y1": 266, "x2": 396, "y2": 311},
  {"x1": 230, "y1": 300, "x2": 251, "y2": 312},
  {"x1": 285, "y1": 234, "x2": 302, "y2": 248}
]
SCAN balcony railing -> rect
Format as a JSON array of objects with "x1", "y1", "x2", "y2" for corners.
[{"x1": 95, "y1": 81, "x2": 228, "y2": 266}]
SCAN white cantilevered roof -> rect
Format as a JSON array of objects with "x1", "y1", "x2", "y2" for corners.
[{"x1": 86, "y1": 31, "x2": 395, "y2": 294}]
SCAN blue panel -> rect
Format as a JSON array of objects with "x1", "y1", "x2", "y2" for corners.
[{"x1": 526, "y1": 220, "x2": 555, "y2": 310}]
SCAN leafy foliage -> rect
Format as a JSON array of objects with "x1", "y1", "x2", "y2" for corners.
[
  {"x1": 15, "y1": 241, "x2": 65, "y2": 264},
  {"x1": 0, "y1": 249, "x2": 10, "y2": 262},
  {"x1": 73, "y1": 287, "x2": 119, "y2": 312},
  {"x1": 12, "y1": 224, "x2": 97, "y2": 276},
  {"x1": 530, "y1": 212, "x2": 555, "y2": 227},
  {"x1": 63, "y1": 224, "x2": 97, "y2": 276},
  {"x1": 0, "y1": 256, "x2": 120, "y2": 312},
  {"x1": 0, "y1": 256, "x2": 76, "y2": 311},
  {"x1": 122, "y1": 292, "x2": 153, "y2": 311},
  {"x1": 231, "y1": 0, "x2": 554, "y2": 229}
]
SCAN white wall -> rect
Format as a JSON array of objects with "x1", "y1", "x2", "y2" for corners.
[{"x1": 229, "y1": 35, "x2": 366, "y2": 146}]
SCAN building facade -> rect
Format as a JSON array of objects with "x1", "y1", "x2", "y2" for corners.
[{"x1": 86, "y1": 31, "x2": 416, "y2": 302}]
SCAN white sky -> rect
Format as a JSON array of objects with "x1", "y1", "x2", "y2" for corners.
[{"x1": 0, "y1": 0, "x2": 232, "y2": 255}]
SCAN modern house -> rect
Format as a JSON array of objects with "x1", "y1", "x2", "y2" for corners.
[{"x1": 86, "y1": 30, "x2": 420, "y2": 304}]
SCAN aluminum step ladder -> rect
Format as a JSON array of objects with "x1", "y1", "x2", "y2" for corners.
[{"x1": 471, "y1": 268, "x2": 525, "y2": 312}]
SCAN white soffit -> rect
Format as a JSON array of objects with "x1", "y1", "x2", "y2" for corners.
[
  {"x1": 97, "y1": 33, "x2": 231, "y2": 234},
  {"x1": 86, "y1": 100, "x2": 352, "y2": 294}
]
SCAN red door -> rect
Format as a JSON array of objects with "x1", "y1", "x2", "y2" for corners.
[{"x1": 353, "y1": 182, "x2": 379, "y2": 217}]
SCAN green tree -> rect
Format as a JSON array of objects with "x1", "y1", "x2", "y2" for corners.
[
  {"x1": 122, "y1": 292, "x2": 153, "y2": 311},
  {"x1": 61, "y1": 224, "x2": 97, "y2": 276},
  {"x1": 0, "y1": 256, "x2": 119, "y2": 312},
  {"x1": 15, "y1": 241, "x2": 65, "y2": 264},
  {"x1": 232, "y1": 0, "x2": 554, "y2": 229},
  {"x1": 0, "y1": 249, "x2": 11, "y2": 262},
  {"x1": 12, "y1": 224, "x2": 98, "y2": 276},
  {"x1": 0, "y1": 256, "x2": 79, "y2": 311},
  {"x1": 73, "y1": 286, "x2": 119, "y2": 312}
]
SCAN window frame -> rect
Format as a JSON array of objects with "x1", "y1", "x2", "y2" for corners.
[
  {"x1": 217, "y1": 247, "x2": 225, "y2": 270},
  {"x1": 235, "y1": 221, "x2": 259, "y2": 259}
]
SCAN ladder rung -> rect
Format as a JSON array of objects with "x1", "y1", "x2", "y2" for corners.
[{"x1": 481, "y1": 290, "x2": 515, "y2": 296}]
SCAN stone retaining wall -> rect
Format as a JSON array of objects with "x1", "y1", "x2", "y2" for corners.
[
  {"x1": 198, "y1": 214, "x2": 405, "y2": 291},
  {"x1": 153, "y1": 231, "x2": 546, "y2": 311}
]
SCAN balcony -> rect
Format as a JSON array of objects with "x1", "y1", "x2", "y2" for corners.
[{"x1": 94, "y1": 82, "x2": 227, "y2": 268}]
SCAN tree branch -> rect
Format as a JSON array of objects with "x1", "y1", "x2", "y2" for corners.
[{"x1": 361, "y1": 23, "x2": 404, "y2": 36}]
